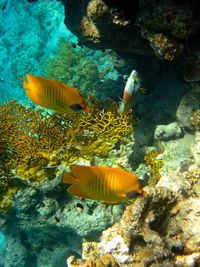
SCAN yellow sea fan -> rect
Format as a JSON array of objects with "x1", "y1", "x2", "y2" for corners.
[
  {"x1": 144, "y1": 150, "x2": 164, "y2": 186},
  {"x1": 79, "y1": 108, "x2": 135, "y2": 143}
]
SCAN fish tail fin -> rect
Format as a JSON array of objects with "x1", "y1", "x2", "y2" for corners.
[
  {"x1": 62, "y1": 170, "x2": 77, "y2": 184},
  {"x1": 19, "y1": 75, "x2": 30, "y2": 90}
]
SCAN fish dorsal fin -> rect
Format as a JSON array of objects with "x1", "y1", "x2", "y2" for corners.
[
  {"x1": 67, "y1": 185, "x2": 90, "y2": 199},
  {"x1": 70, "y1": 165, "x2": 94, "y2": 183}
]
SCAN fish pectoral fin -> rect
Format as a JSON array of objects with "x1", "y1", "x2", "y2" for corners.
[
  {"x1": 67, "y1": 185, "x2": 89, "y2": 199},
  {"x1": 118, "y1": 192, "x2": 126, "y2": 198},
  {"x1": 62, "y1": 170, "x2": 78, "y2": 184}
]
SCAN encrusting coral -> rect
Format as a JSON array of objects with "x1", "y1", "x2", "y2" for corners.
[
  {"x1": 190, "y1": 109, "x2": 200, "y2": 130},
  {"x1": 68, "y1": 186, "x2": 200, "y2": 266},
  {"x1": 67, "y1": 253, "x2": 118, "y2": 267},
  {"x1": 0, "y1": 97, "x2": 135, "y2": 212},
  {"x1": 145, "y1": 32, "x2": 183, "y2": 61}
]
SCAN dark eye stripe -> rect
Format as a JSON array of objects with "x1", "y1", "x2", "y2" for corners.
[
  {"x1": 127, "y1": 191, "x2": 140, "y2": 199},
  {"x1": 70, "y1": 104, "x2": 83, "y2": 111}
]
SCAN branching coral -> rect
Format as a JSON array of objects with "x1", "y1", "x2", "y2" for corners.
[
  {"x1": 144, "y1": 150, "x2": 164, "y2": 186},
  {"x1": 80, "y1": 96, "x2": 136, "y2": 144},
  {"x1": 43, "y1": 37, "x2": 109, "y2": 95},
  {"x1": 0, "y1": 99, "x2": 135, "y2": 175},
  {"x1": 0, "y1": 98, "x2": 135, "y2": 212},
  {"x1": 80, "y1": 109, "x2": 134, "y2": 144},
  {"x1": 0, "y1": 100, "x2": 81, "y2": 167}
]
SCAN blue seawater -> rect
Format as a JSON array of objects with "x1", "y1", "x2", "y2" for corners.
[
  {"x1": 0, "y1": 0, "x2": 77, "y2": 105},
  {"x1": 0, "y1": 232, "x2": 4, "y2": 247},
  {"x1": 0, "y1": 0, "x2": 79, "y2": 265},
  {"x1": 0, "y1": 1, "x2": 120, "y2": 266}
]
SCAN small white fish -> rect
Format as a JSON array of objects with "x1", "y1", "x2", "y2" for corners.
[{"x1": 118, "y1": 70, "x2": 142, "y2": 112}]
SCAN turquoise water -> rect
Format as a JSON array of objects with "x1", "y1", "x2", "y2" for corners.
[
  {"x1": 0, "y1": 233, "x2": 4, "y2": 247},
  {"x1": 1, "y1": 0, "x2": 199, "y2": 266},
  {"x1": 0, "y1": 0, "x2": 119, "y2": 266},
  {"x1": 0, "y1": 0, "x2": 77, "y2": 105}
]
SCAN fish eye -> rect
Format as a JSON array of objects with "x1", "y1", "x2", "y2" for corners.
[
  {"x1": 127, "y1": 191, "x2": 140, "y2": 199},
  {"x1": 70, "y1": 104, "x2": 83, "y2": 111}
]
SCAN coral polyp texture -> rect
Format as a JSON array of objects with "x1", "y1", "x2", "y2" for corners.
[{"x1": 68, "y1": 186, "x2": 200, "y2": 266}]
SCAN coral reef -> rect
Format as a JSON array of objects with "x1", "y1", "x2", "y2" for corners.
[
  {"x1": 176, "y1": 92, "x2": 200, "y2": 131},
  {"x1": 183, "y1": 131, "x2": 200, "y2": 197},
  {"x1": 0, "y1": 98, "x2": 135, "y2": 213},
  {"x1": 0, "y1": 100, "x2": 79, "y2": 169},
  {"x1": 67, "y1": 253, "x2": 118, "y2": 267},
  {"x1": 68, "y1": 187, "x2": 200, "y2": 266},
  {"x1": 2, "y1": 2, "x2": 200, "y2": 267},
  {"x1": 0, "y1": 98, "x2": 134, "y2": 168},
  {"x1": 79, "y1": 109, "x2": 134, "y2": 144},
  {"x1": 0, "y1": 161, "x2": 124, "y2": 266},
  {"x1": 43, "y1": 37, "x2": 110, "y2": 95},
  {"x1": 62, "y1": 0, "x2": 200, "y2": 60},
  {"x1": 144, "y1": 150, "x2": 164, "y2": 186},
  {"x1": 190, "y1": 109, "x2": 200, "y2": 130},
  {"x1": 146, "y1": 33, "x2": 183, "y2": 61}
]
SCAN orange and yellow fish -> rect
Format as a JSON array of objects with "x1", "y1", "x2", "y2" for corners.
[
  {"x1": 62, "y1": 164, "x2": 147, "y2": 203},
  {"x1": 20, "y1": 74, "x2": 90, "y2": 113}
]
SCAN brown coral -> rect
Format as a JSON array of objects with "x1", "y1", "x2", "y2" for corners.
[
  {"x1": 0, "y1": 98, "x2": 136, "y2": 214},
  {"x1": 70, "y1": 186, "x2": 200, "y2": 266},
  {"x1": 147, "y1": 33, "x2": 183, "y2": 60},
  {"x1": 62, "y1": 0, "x2": 200, "y2": 59},
  {"x1": 67, "y1": 253, "x2": 118, "y2": 267},
  {"x1": 0, "y1": 98, "x2": 135, "y2": 182},
  {"x1": 80, "y1": 109, "x2": 134, "y2": 144},
  {"x1": 0, "y1": 100, "x2": 81, "y2": 169},
  {"x1": 79, "y1": 96, "x2": 136, "y2": 144},
  {"x1": 190, "y1": 109, "x2": 200, "y2": 130},
  {"x1": 144, "y1": 150, "x2": 164, "y2": 186}
]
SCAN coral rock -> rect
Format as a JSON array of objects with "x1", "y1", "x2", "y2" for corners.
[
  {"x1": 176, "y1": 92, "x2": 200, "y2": 130},
  {"x1": 148, "y1": 33, "x2": 183, "y2": 61},
  {"x1": 154, "y1": 122, "x2": 182, "y2": 141},
  {"x1": 190, "y1": 109, "x2": 200, "y2": 130},
  {"x1": 70, "y1": 186, "x2": 200, "y2": 266},
  {"x1": 62, "y1": 0, "x2": 200, "y2": 60}
]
